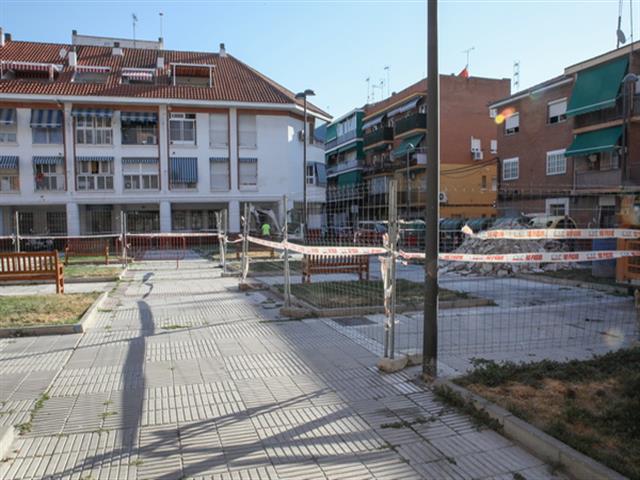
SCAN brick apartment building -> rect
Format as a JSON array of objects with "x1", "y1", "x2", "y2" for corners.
[
  {"x1": 0, "y1": 29, "x2": 329, "y2": 236},
  {"x1": 491, "y1": 42, "x2": 640, "y2": 227},
  {"x1": 361, "y1": 75, "x2": 510, "y2": 219}
]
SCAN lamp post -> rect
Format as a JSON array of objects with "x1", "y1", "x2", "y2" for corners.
[
  {"x1": 295, "y1": 89, "x2": 315, "y2": 238},
  {"x1": 406, "y1": 143, "x2": 416, "y2": 218}
]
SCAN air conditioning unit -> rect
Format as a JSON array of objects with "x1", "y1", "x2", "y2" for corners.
[
  {"x1": 439, "y1": 192, "x2": 448, "y2": 203},
  {"x1": 472, "y1": 150, "x2": 484, "y2": 161}
]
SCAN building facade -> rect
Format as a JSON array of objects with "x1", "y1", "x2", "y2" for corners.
[
  {"x1": 0, "y1": 30, "x2": 329, "y2": 235},
  {"x1": 491, "y1": 42, "x2": 640, "y2": 227},
  {"x1": 361, "y1": 75, "x2": 510, "y2": 219}
]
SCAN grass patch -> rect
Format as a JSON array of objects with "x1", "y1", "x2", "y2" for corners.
[
  {"x1": 65, "y1": 265, "x2": 123, "y2": 280},
  {"x1": 15, "y1": 391, "x2": 49, "y2": 434},
  {"x1": 0, "y1": 293, "x2": 100, "y2": 328},
  {"x1": 456, "y1": 347, "x2": 640, "y2": 479},
  {"x1": 161, "y1": 324, "x2": 187, "y2": 330},
  {"x1": 64, "y1": 255, "x2": 112, "y2": 264},
  {"x1": 229, "y1": 259, "x2": 303, "y2": 274},
  {"x1": 276, "y1": 279, "x2": 488, "y2": 309}
]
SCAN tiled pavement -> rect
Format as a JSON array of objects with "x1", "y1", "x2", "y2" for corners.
[{"x1": 0, "y1": 258, "x2": 566, "y2": 479}]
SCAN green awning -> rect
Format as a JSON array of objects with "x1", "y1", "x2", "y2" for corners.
[
  {"x1": 564, "y1": 126, "x2": 623, "y2": 157},
  {"x1": 392, "y1": 134, "x2": 424, "y2": 159},
  {"x1": 566, "y1": 57, "x2": 628, "y2": 116},
  {"x1": 337, "y1": 171, "x2": 362, "y2": 186}
]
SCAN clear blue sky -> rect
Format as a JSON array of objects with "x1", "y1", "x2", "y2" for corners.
[{"x1": 1, "y1": 1, "x2": 638, "y2": 119}]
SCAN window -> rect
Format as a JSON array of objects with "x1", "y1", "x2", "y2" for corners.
[
  {"x1": 306, "y1": 164, "x2": 315, "y2": 185},
  {"x1": 18, "y1": 212, "x2": 34, "y2": 234},
  {"x1": 546, "y1": 198, "x2": 569, "y2": 216},
  {"x1": 481, "y1": 175, "x2": 487, "y2": 190},
  {"x1": 209, "y1": 114, "x2": 229, "y2": 148},
  {"x1": 46, "y1": 211, "x2": 67, "y2": 235},
  {"x1": 337, "y1": 116, "x2": 356, "y2": 138},
  {"x1": 546, "y1": 149, "x2": 567, "y2": 176},
  {"x1": 238, "y1": 114, "x2": 257, "y2": 148},
  {"x1": 239, "y1": 158, "x2": 258, "y2": 188},
  {"x1": 0, "y1": 123, "x2": 17, "y2": 144},
  {"x1": 502, "y1": 157, "x2": 519, "y2": 181},
  {"x1": 210, "y1": 157, "x2": 230, "y2": 191},
  {"x1": 77, "y1": 159, "x2": 114, "y2": 191},
  {"x1": 35, "y1": 163, "x2": 65, "y2": 191},
  {"x1": 0, "y1": 169, "x2": 19, "y2": 192},
  {"x1": 121, "y1": 113, "x2": 158, "y2": 145},
  {"x1": 170, "y1": 157, "x2": 198, "y2": 189},
  {"x1": 316, "y1": 163, "x2": 327, "y2": 187},
  {"x1": 491, "y1": 176, "x2": 497, "y2": 191},
  {"x1": 73, "y1": 72, "x2": 108, "y2": 84},
  {"x1": 169, "y1": 113, "x2": 196, "y2": 145},
  {"x1": 549, "y1": 204, "x2": 566, "y2": 216},
  {"x1": 33, "y1": 127, "x2": 63, "y2": 144},
  {"x1": 504, "y1": 113, "x2": 520, "y2": 135},
  {"x1": 123, "y1": 160, "x2": 159, "y2": 191},
  {"x1": 548, "y1": 98, "x2": 567, "y2": 124},
  {"x1": 600, "y1": 151, "x2": 620, "y2": 171},
  {"x1": 76, "y1": 116, "x2": 112, "y2": 145}
]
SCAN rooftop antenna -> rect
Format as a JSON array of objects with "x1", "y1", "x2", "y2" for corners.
[
  {"x1": 372, "y1": 80, "x2": 385, "y2": 101},
  {"x1": 462, "y1": 46, "x2": 475, "y2": 72},
  {"x1": 384, "y1": 66, "x2": 391, "y2": 97},
  {"x1": 159, "y1": 12, "x2": 164, "y2": 39},
  {"x1": 366, "y1": 77, "x2": 371, "y2": 103},
  {"x1": 513, "y1": 60, "x2": 520, "y2": 92},
  {"x1": 132, "y1": 13, "x2": 138, "y2": 48}
]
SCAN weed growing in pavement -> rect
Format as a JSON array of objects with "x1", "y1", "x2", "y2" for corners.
[
  {"x1": 15, "y1": 391, "x2": 50, "y2": 434},
  {"x1": 432, "y1": 385, "x2": 502, "y2": 432},
  {"x1": 161, "y1": 324, "x2": 187, "y2": 330}
]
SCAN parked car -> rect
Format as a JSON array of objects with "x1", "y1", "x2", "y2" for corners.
[
  {"x1": 399, "y1": 220, "x2": 426, "y2": 248},
  {"x1": 354, "y1": 221, "x2": 387, "y2": 245},
  {"x1": 439, "y1": 218, "x2": 465, "y2": 252},
  {"x1": 465, "y1": 217, "x2": 494, "y2": 233},
  {"x1": 528, "y1": 215, "x2": 577, "y2": 229},
  {"x1": 490, "y1": 215, "x2": 532, "y2": 230}
]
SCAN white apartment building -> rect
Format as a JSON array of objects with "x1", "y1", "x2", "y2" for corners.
[{"x1": 0, "y1": 30, "x2": 328, "y2": 235}]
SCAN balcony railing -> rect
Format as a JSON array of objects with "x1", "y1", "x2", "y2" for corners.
[
  {"x1": 35, "y1": 174, "x2": 65, "y2": 191},
  {"x1": 363, "y1": 127, "x2": 394, "y2": 147},
  {"x1": 336, "y1": 129, "x2": 357, "y2": 145},
  {"x1": 326, "y1": 158, "x2": 362, "y2": 177},
  {"x1": 325, "y1": 137, "x2": 338, "y2": 150},
  {"x1": 575, "y1": 168, "x2": 623, "y2": 190},
  {"x1": 394, "y1": 113, "x2": 427, "y2": 136},
  {"x1": 574, "y1": 101, "x2": 623, "y2": 129},
  {"x1": 634, "y1": 95, "x2": 640, "y2": 117},
  {"x1": 0, "y1": 175, "x2": 19, "y2": 193},
  {"x1": 77, "y1": 174, "x2": 114, "y2": 191}
]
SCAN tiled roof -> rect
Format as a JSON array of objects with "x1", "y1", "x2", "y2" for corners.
[
  {"x1": 363, "y1": 79, "x2": 427, "y2": 119},
  {"x1": 0, "y1": 40, "x2": 329, "y2": 117}
]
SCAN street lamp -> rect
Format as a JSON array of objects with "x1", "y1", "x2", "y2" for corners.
[
  {"x1": 295, "y1": 89, "x2": 315, "y2": 238},
  {"x1": 406, "y1": 142, "x2": 416, "y2": 218}
]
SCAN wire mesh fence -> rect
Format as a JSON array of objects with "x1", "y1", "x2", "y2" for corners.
[{"x1": 236, "y1": 181, "x2": 640, "y2": 371}]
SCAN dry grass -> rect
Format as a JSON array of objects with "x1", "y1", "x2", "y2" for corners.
[
  {"x1": 65, "y1": 265, "x2": 122, "y2": 279},
  {"x1": 457, "y1": 349, "x2": 640, "y2": 479},
  {"x1": 0, "y1": 293, "x2": 100, "y2": 328}
]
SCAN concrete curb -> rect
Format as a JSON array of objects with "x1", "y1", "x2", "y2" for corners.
[
  {"x1": 433, "y1": 379, "x2": 628, "y2": 480},
  {"x1": 0, "y1": 291, "x2": 108, "y2": 338},
  {"x1": 0, "y1": 426, "x2": 15, "y2": 460}
]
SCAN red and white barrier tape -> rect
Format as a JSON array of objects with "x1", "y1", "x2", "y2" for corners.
[
  {"x1": 247, "y1": 236, "x2": 387, "y2": 256},
  {"x1": 398, "y1": 249, "x2": 640, "y2": 263},
  {"x1": 462, "y1": 225, "x2": 640, "y2": 240}
]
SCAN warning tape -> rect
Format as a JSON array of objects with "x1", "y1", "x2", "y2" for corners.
[
  {"x1": 462, "y1": 225, "x2": 640, "y2": 240},
  {"x1": 247, "y1": 236, "x2": 387, "y2": 256},
  {"x1": 398, "y1": 249, "x2": 640, "y2": 263}
]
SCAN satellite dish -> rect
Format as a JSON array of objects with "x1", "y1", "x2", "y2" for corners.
[{"x1": 59, "y1": 48, "x2": 68, "y2": 59}]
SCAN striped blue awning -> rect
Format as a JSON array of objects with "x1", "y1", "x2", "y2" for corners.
[
  {"x1": 0, "y1": 156, "x2": 18, "y2": 169},
  {"x1": 210, "y1": 157, "x2": 229, "y2": 163},
  {"x1": 71, "y1": 108, "x2": 113, "y2": 118},
  {"x1": 76, "y1": 156, "x2": 114, "y2": 162},
  {"x1": 239, "y1": 157, "x2": 258, "y2": 163},
  {"x1": 170, "y1": 157, "x2": 198, "y2": 183},
  {"x1": 30, "y1": 109, "x2": 63, "y2": 128},
  {"x1": 120, "y1": 111, "x2": 158, "y2": 123},
  {"x1": 0, "y1": 108, "x2": 16, "y2": 125},
  {"x1": 122, "y1": 157, "x2": 159, "y2": 165},
  {"x1": 33, "y1": 156, "x2": 64, "y2": 166}
]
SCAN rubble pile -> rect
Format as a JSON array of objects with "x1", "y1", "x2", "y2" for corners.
[{"x1": 440, "y1": 236, "x2": 576, "y2": 276}]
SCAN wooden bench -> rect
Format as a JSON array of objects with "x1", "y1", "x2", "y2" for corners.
[
  {"x1": 0, "y1": 251, "x2": 64, "y2": 293},
  {"x1": 235, "y1": 242, "x2": 275, "y2": 260},
  {"x1": 302, "y1": 255, "x2": 370, "y2": 283},
  {"x1": 64, "y1": 238, "x2": 110, "y2": 265}
]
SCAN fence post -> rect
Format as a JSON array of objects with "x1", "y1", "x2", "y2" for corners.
[
  {"x1": 388, "y1": 179, "x2": 398, "y2": 359},
  {"x1": 216, "y1": 210, "x2": 227, "y2": 272},
  {"x1": 14, "y1": 211, "x2": 20, "y2": 253},
  {"x1": 120, "y1": 213, "x2": 127, "y2": 267},
  {"x1": 241, "y1": 203, "x2": 250, "y2": 284},
  {"x1": 282, "y1": 195, "x2": 292, "y2": 307}
]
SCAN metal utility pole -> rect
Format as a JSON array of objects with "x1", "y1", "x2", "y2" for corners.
[
  {"x1": 282, "y1": 195, "x2": 292, "y2": 307},
  {"x1": 423, "y1": 0, "x2": 439, "y2": 378},
  {"x1": 295, "y1": 89, "x2": 315, "y2": 240}
]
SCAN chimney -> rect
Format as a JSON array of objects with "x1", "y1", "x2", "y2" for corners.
[
  {"x1": 112, "y1": 41, "x2": 123, "y2": 56},
  {"x1": 4, "y1": 32, "x2": 11, "y2": 43},
  {"x1": 0, "y1": 28, "x2": 4, "y2": 47},
  {"x1": 219, "y1": 43, "x2": 227, "y2": 58},
  {"x1": 68, "y1": 48, "x2": 77, "y2": 67},
  {"x1": 156, "y1": 56, "x2": 164, "y2": 69}
]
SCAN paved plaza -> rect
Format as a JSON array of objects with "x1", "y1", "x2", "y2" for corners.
[{"x1": 0, "y1": 258, "x2": 568, "y2": 479}]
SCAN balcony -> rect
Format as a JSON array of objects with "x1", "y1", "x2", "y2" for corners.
[
  {"x1": 325, "y1": 137, "x2": 338, "y2": 150},
  {"x1": 336, "y1": 129, "x2": 357, "y2": 145},
  {"x1": 326, "y1": 158, "x2": 362, "y2": 177},
  {"x1": 363, "y1": 127, "x2": 393, "y2": 148},
  {"x1": 574, "y1": 168, "x2": 623, "y2": 190},
  {"x1": 0, "y1": 175, "x2": 19, "y2": 193},
  {"x1": 394, "y1": 113, "x2": 427, "y2": 136},
  {"x1": 574, "y1": 101, "x2": 623, "y2": 130},
  {"x1": 35, "y1": 174, "x2": 65, "y2": 191}
]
